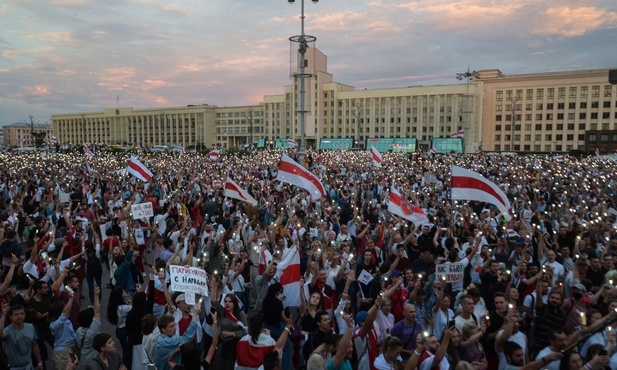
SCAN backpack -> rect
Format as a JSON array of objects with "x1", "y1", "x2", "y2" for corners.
[{"x1": 87, "y1": 256, "x2": 103, "y2": 278}]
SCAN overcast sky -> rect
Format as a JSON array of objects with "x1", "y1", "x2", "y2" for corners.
[{"x1": 1, "y1": 0, "x2": 616, "y2": 126}]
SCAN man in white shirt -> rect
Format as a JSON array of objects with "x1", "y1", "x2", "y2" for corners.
[
  {"x1": 535, "y1": 329, "x2": 567, "y2": 370},
  {"x1": 540, "y1": 249, "x2": 564, "y2": 280}
]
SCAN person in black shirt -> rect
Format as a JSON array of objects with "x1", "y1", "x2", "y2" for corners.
[
  {"x1": 480, "y1": 259, "x2": 500, "y2": 312},
  {"x1": 302, "y1": 310, "x2": 332, "y2": 362},
  {"x1": 261, "y1": 283, "x2": 291, "y2": 370}
]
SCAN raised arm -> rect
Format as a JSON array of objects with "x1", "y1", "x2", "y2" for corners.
[{"x1": 331, "y1": 314, "x2": 355, "y2": 369}]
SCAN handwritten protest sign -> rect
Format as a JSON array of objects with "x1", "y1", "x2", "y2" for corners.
[
  {"x1": 170, "y1": 266, "x2": 209, "y2": 296},
  {"x1": 131, "y1": 202, "x2": 154, "y2": 219},
  {"x1": 436, "y1": 262, "x2": 464, "y2": 283}
]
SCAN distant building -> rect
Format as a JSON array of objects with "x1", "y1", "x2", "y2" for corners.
[
  {"x1": 50, "y1": 49, "x2": 617, "y2": 153},
  {"x1": 3, "y1": 123, "x2": 53, "y2": 147}
]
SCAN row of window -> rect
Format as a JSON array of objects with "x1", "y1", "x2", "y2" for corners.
[
  {"x1": 496, "y1": 86, "x2": 613, "y2": 101},
  {"x1": 497, "y1": 101, "x2": 613, "y2": 111},
  {"x1": 495, "y1": 134, "x2": 584, "y2": 141},
  {"x1": 494, "y1": 123, "x2": 617, "y2": 131},
  {"x1": 496, "y1": 112, "x2": 617, "y2": 121},
  {"x1": 494, "y1": 144, "x2": 574, "y2": 152}
]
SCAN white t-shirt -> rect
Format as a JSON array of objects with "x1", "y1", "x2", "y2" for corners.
[
  {"x1": 535, "y1": 346, "x2": 560, "y2": 370},
  {"x1": 522, "y1": 291, "x2": 548, "y2": 317},
  {"x1": 433, "y1": 308, "x2": 454, "y2": 340},
  {"x1": 540, "y1": 259, "x2": 565, "y2": 279},
  {"x1": 496, "y1": 330, "x2": 526, "y2": 370},
  {"x1": 419, "y1": 351, "x2": 450, "y2": 370}
]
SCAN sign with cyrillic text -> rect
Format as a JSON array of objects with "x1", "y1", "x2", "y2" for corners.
[
  {"x1": 131, "y1": 202, "x2": 154, "y2": 219},
  {"x1": 170, "y1": 266, "x2": 209, "y2": 296},
  {"x1": 436, "y1": 262, "x2": 464, "y2": 283}
]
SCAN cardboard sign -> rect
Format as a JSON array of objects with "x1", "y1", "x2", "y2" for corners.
[
  {"x1": 436, "y1": 262, "x2": 464, "y2": 283},
  {"x1": 131, "y1": 202, "x2": 154, "y2": 219},
  {"x1": 169, "y1": 266, "x2": 209, "y2": 296}
]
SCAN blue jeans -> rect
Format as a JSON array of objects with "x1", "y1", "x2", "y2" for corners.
[
  {"x1": 86, "y1": 273, "x2": 102, "y2": 305},
  {"x1": 266, "y1": 322, "x2": 291, "y2": 370}
]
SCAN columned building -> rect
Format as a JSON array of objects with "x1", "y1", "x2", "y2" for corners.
[{"x1": 50, "y1": 49, "x2": 615, "y2": 153}]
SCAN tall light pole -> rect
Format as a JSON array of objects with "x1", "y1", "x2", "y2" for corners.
[
  {"x1": 288, "y1": 0, "x2": 319, "y2": 161},
  {"x1": 352, "y1": 101, "x2": 363, "y2": 149},
  {"x1": 455, "y1": 67, "x2": 479, "y2": 151}
]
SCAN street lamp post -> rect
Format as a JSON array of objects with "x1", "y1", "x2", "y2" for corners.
[
  {"x1": 455, "y1": 68, "x2": 479, "y2": 151},
  {"x1": 288, "y1": 0, "x2": 319, "y2": 161},
  {"x1": 352, "y1": 101, "x2": 363, "y2": 149}
]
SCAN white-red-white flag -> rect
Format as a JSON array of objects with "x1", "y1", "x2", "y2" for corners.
[
  {"x1": 179, "y1": 146, "x2": 185, "y2": 156},
  {"x1": 127, "y1": 156, "x2": 153, "y2": 182},
  {"x1": 506, "y1": 229, "x2": 520, "y2": 238},
  {"x1": 209, "y1": 150, "x2": 220, "y2": 161},
  {"x1": 553, "y1": 155, "x2": 564, "y2": 162},
  {"x1": 287, "y1": 139, "x2": 298, "y2": 147},
  {"x1": 451, "y1": 166, "x2": 512, "y2": 220},
  {"x1": 370, "y1": 145, "x2": 382, "y2": 167},
  {"x1": 276, "y1": 153, "x2": 326, "y2": 200},
  {"x1": 83, "y1": 144, "x2": 94, "y2": 158},
  {"x1": 274, "y1": 246, "x2": 301, "y2": 307},
  {"x1": 387, "y1": 187, "x2": 429, "y2": 225},
  {"x1": 430, "y1": 148, "x2": 437, "y2": 154},
  {"x1": 20, "y1": 135, "x2": 26, "y2": 148},
  {"x1": 451, "y1": 130, "x2": 465, "y2": 138},
  {"x1": 595, "y1": 148, "x2": 600, "y2": 157},
  {"x1": 224, "y1": 177, "x2": 258, "y2": 206},
  {"x1": 50, "y1": 136, "x2": 58, "y2": 144}
]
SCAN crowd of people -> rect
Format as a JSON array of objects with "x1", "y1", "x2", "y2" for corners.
[{"x1": 0, "y1": 147, "x2": 616, "y2": 370}]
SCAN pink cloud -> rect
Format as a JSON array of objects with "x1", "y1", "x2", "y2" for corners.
[{"x1": 533, "y1": 6, "x2": 617, "y2": 37}]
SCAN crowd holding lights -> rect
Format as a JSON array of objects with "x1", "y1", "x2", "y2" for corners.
[{"x1": 0, "y1": 146, "x2": 616, "y2": 370}]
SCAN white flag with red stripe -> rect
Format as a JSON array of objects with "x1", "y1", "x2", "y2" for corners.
[
  {"x1": 451, "y1": 130, "x2": 465, "y2": 138},
  {"x1": 127, "y1": 156, "x2": 153, "y2": 182},
  {"x1": 50, "y1": 136, "x2": 58, "y2": 144},
  {"x1": 370, "y1": 145, "x2": 382, "y2": 167},
  {"x1": 224, "y1": 177, "x2": 258, "y2": 206},
  {"x1": 388, "y1": 187, "x2": 429, "y2": 225},
  {"x1": 287, "y1": 139, "x2": 298, "y2": 147},
  {"x1": 276, "y1": 154, "x2": 326, "y2": 200},
  {"x1": 553, "y1": 155, "x2": 564, "y2": 162},
  {"x1": 430, "y1": 148, "x2": 437, "y2": 154},
  {"x1": 451, "y1": 166, "x2": 512, "y2": 220},
  {"x1": 209, "y1": 150, "x2": 220, "y2": 161},
  {"x1": 274, "y1": 246, "x2": 301, "y2": 307},
  {"x1": 506, "y1": 229, "x2": 520, "y2": 238},
  {"x1": 19, "y1": 135, "x2": 26, "y2": 148},
  {"x1": 83, "y1": 143, "x2": 94, "y2": 158}
]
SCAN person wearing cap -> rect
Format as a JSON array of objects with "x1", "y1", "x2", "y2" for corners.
[
  {"x1": 382, "y1": 270, "x2": 408, "y2": 322},
  {"x1": 562, "y1": 282, "x2": 589, "y2": 328},
  {"x1": 352, "y1": 296, "x2": 383, "y2": 370}
]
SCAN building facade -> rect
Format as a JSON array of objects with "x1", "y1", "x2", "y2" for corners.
[
  {"x1": 480, "y1": 69, "x2": 616, "y2": 153},
  {"x1": 50, "y1": 49, "x2": 615, "y2": 153},
  {"x1": 3, "y1": 123, "x2": 53, "y2": 147}
]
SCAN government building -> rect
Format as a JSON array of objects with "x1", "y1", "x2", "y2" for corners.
[{"x1": 50, "y1": 49, "x2": 617, "y2": 154}]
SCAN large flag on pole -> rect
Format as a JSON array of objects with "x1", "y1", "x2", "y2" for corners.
[
  {"x1": 83, "y1": 144, "x2": 94, "y2": 158},
  {"x1": 388, "y1": 187, "x2": 429, "y2": 225},
  {"x1": 127, "y1": 156, "x2": 153, "y2": 182},
  {"x1": 274, "y1": 246, "x2": 302, "y2": 307},
  {"x1": 451, "y1": 166, "x2": 512, "y2": 220},
  {"x1": 224, "y1": 178, "x2": 258, "y2": 206},
  {"x1": 209, "y1": 150, "x2": 220, "y2": 161},
  {"x1": 276, "y1": 154, "x2": 326, "y2": 200},
  {"x1": 370, "y1": 145, "x2": 382, "y2": 167}
]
